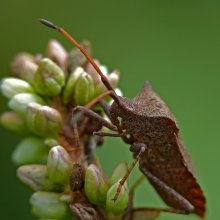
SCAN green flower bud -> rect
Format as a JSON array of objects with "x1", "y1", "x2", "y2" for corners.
[
  {"x1": 85, "y1": 60, "x2": 103, "y2": 85},
  {"x1": 115, "y1": 88, "x2": 123, "y2": 96},
  {"x1": 47, "y1": 145, "x2": 72, "y2": 184},
  {"x1": 27, "y1": 103, "x2": 62, "y2": 137},
  {"x1": 108, "y1": 70, "x2": 120, "y2": 88},
  {"x1": 84, "y1": 164, "x2": 108, "y2": 206},
  {"x1": 30, "y1": 191, "x2": 70, "y2": 219},
  {"x1": 109, "y1": 163, "x2": 127, "y2": 187},
  {"x1": 10, "y1": 53, "x2": 37, "y2": 83},
  {"x1": 94, "y1": 70, "x2": 120, "y2": 98},
  {"x1": 44, "y1": 138, "x2": 59, "y2": 148},
  {"x1": 17, "y1": 165, "x2": 62, "y2": 191},
  {"x1": 59, "y1": 194, "x2": 72, "y2": 203},
  {"x1": 46, "y1": 39, "x2": 68, "y2": 71},
  {"x1": 67, "y1": 41, "x2": 91, "y2": 72},
  {"x1": 8, "y1": 93, "x2": 45, "y2": 116},
  {"x1": 34, "y1": 58, "x2": 65, "y2": 96},
  {"x1": 108, "y1": 88, "x2": 123, "y2": 105},
  {"x1": 34, "y1": 54, "x2": 43, "y2": 64},
  {"x1": 0, "y1": 112, "x2": 28, "y2": 134},
  {"x1": 94, "y1": 83, "x2": 107, "y2": 97},
  {"x1": 106, "y1": 179, "x2": 129, "y2": 213},
  {"x1": 0, "y1": 77, "x2": 34, "y2": 99},
  {"x1": 62, "y1": 67, "x2": 84, "y2": 104},
  {"x1": 86, "y1": 64, "x2": 107, "y2": 97},
  {"x1": 12, "y1": 136, "x2": 48, "y2": 165},
  {"x1": 74, "y1": 72, "x2": 94, "y2": 105},
  {"x1": 90, "y1": 66, "x2": 117, "y2": 96}
]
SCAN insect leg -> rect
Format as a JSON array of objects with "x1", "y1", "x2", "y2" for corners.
[
  {"x1": 130, "y1": 207, "x2": 188, "y2": 217},
  {"x1": 94, "y1": 130, "x2": 133, "y2": 145},
  {"x1": 129, "y1": 143, "x2": 147, "y2": 153},
  {"x1": 74, "y1": 94, "x2": 130, "y2": 139},
  {"x1": 88, "y1": 98, "x2": 121, "y2": 132},
  {"x1": 107, "y1": 110, "x2": 133, "y2": 144},
  {"x1": 84, "y1": 91, "x2": 113, "y2": 109},
  {"x1": 72, "y1": 90, "x2": 121, "y2": 132},
  {"x1": 93, "y1": 131, "x2": 123, "y2": 137},
  {"x1": 86, "y1": 93, "x2": 125, "y2": 134},
  {"x1": 124, "y1": 175, "x2": 187, "y2": 219},
  {"x1": 113, "y1": 144, "x2": 146, "y2": 202},
  {"x1": 99, "y1": 100, "x2": 111, "y2": 118},
  {"x1": 140, "y1": 168, "x2": 195, "y2": 214},
  {"x1": 99, "y1": 101, "x2": 134, "y2": 143},
  {"x1": 72, "y1": 106, "x2": 117, "y2": 131}
]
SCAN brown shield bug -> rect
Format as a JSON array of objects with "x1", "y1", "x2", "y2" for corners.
[{"x1": 40, "y1": 19, "x2": 206, "y2": 218}]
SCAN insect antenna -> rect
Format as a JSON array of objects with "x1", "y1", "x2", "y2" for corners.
[{"x1": 39, "y1": 19, "x2": 121, "y2": 105}]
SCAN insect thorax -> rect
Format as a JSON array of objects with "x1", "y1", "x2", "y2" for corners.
[{"x1": 110, "y1": 97, "x2": 178, "y2": 136}]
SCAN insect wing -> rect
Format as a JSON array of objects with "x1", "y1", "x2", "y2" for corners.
[{"x1": 139, "y1": 132, "x2": 206, "y2": 217}]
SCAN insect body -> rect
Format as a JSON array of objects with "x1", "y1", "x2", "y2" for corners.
[
  {"x1": 40, "y1": 19, "x2": 206, "y2": 218},
  {"x1": 109, "y1": 82, "x2": 206, "y2": 217}
]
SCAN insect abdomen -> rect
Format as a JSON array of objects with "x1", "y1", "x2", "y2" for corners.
[{"x1": 138, "y1": 132, "x2": 206, "y2": 217}]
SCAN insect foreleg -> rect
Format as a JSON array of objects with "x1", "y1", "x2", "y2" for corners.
[
  {"x1": 93, "y1": 131, "x2": 124, "y2": 137},
  {"x1": 99, "y1": 100, "x2": 111, "y2": 118},
  {"x1": 72, "y1": 106, "x2": 117, "y2": 131},
  {"x1": 130, "y1": 207, "x2": 189, "y2": 217},
  {"x1": 84, "y1": 90, "x2": 114, "y2": 109}
]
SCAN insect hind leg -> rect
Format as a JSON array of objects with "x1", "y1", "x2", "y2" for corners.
[
  {"x1": 113, "y1": 145, "x2": 146, "y2": 202},
  {"x1": 125, "y1": 206, "x2": 190, "y2": 220},
  {"x1": 130, "y1": 143, "x2": 147, "y2": 153},
  {"x1": 140, "y1": 168, "x2": 195, "y2": 215}
]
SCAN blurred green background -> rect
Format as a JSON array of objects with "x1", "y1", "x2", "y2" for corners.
[{"x1": 0, "y1": 0, "x2": 219, "y2": 219}]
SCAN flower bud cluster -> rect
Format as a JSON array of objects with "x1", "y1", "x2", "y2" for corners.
[{"x1": 0, "y1": 39, "x2": 132, "y2": 219}]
